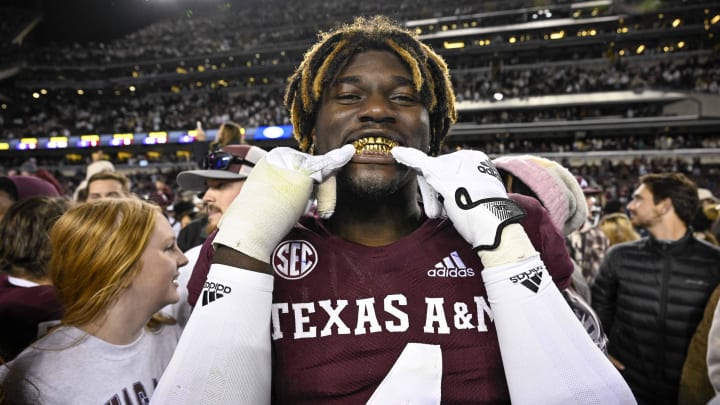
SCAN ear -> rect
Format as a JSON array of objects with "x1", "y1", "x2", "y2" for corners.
[{"x1": 659, "y1": 199, "x2": 673, "y2": 215}]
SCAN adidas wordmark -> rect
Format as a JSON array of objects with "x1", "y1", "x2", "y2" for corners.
[{"x1": 427, "y1": 251, "x2": 476, "y2": 277}]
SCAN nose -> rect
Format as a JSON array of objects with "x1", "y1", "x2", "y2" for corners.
[
  {"x1": 177, "y1": 249, "x2": 189, "y2": 267},
  {"x1": 359, "y1": 94, "x2": 395, "y2": 124},
  {"x1": 202, "y1": 188, "x2": 216, "y2": 203}
]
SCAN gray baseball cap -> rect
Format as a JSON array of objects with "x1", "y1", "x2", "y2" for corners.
[{"x1": 177, "y1": 144, "x2": 267, "y2": 191}]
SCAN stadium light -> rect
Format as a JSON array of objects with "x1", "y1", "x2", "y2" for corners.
[{"x1": 443, "y1": 41, "x2": 465, "y2": 49}]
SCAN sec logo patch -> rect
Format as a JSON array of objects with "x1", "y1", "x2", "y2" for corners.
[{"x1": 272, "y1": 240, "x2": 318, "y2": 280}]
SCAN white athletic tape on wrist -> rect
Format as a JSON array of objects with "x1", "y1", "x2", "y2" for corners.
[
  {"x1": 477, "y1": 223, "x2": 538, "y2": 268},
  {"x1": 214, "y1": 157, "x2": 312, "y2": 263}
]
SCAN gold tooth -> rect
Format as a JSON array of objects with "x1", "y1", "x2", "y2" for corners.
[{"x1": 352, "y1": 137, "x2": 398, "y2": 153}]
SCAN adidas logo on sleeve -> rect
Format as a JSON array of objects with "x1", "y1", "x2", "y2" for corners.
[
  {"x1": 509, "y1": 266, "x2": 544, "y2": 293},
  {"x1": 201, "y1": 281, "x2": 232, "y2": 306},
  {"x1": 427, "y1": 251, "x2": 476, "y2": 278}
]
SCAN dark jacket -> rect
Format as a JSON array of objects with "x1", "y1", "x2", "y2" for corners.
[
  {"x1": 177, "y1": 215, "x2": 210, "y2": 252},
  {"x1": 591, "y1": 231, "x2": 720, "y2": 404}
]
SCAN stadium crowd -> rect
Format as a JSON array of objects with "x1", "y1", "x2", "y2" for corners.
[
  {"x1": 1, "y1": 2, "x2": 720, "y2": 404},
  {"x1": 2, "y1": 56, "x2": 718, "y2": 140}
]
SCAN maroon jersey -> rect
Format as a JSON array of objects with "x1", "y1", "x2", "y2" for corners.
[
  {"x1": 269, "y1": 204, "x2": 571, "y2": 403},
  {"x1": 0, "y1": 273, "x2": 63, "y2": 359},
  {"x1": 185, "y1": 194, "x2": 573, "y2": 309}
]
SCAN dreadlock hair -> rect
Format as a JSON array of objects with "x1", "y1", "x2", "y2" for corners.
[{"x1": 284, "y1": 15, "x2": 457, "y2": 156}]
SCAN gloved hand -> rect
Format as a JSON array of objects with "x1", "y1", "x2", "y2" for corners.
[
  {"x1": 316, "y1": 175, "x2": 338, "y2": 219},
  {"x1": 391, "y1": 147, "x2": 526, "y2": 250},
  {"x1": 214, "y1": 145, "x2": 355, "y2": 262}
]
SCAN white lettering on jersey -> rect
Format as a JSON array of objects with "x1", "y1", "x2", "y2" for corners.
[
  {"x1": 293, "y1": 302, "x2": 316, "y2": 339},
  {"x1": 318, "y1": 299, "x2": 351, "y2": 337},
  {"x1": 271, "y1": 303, "x2": 289, "y2": 340},
  {"x1": 454, "y1": 302, "x2": 475, "y2": 330},
  {"x1": 474, "y1": 296, "x2": 493, "y2": 332},
  {"x1": 384, "y1": 294, "x2": 409, "y2": 332},
  {"x1": 271, "y1": 294, "x2": 494, "y2": 340},
  {"x1": 355, "y1": 298, "x2": 383, "y2": 335},
  {"x1": 424, "y1": 298, "x2": 451, "y2": 334}
]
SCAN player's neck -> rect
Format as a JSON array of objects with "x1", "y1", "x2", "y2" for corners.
[{"x1": 326, "y1": 196, "x2": 425, "y2": 247}]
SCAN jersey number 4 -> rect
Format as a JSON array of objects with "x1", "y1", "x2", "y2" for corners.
[{"x1": 366, "y1": 343, "x2": 442, "y2": 404}]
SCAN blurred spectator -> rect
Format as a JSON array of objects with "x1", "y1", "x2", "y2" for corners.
[
  {"x1": 566, "y1": 176, "x2": 610, "y2": 286},
  {"x1": 149, "y1": 175, "x2": 174, "y2": 208},
  {"x1": 17, "y1": 158, "x2": 64, "y2": 196},
  {"x1": 0, "y1": 197, "x2": 70, "y2": 360},
  {"x1": 679, "y1": 284, "x2": 720, "y2": 405},
  {"x1": 0, "y1": 176, "x2": 60, "y2": 220},
  {"x1": 695, "y1": 188, "x2": 720, "y2": 245},
  {"x1": 169, "y1": 200, "x2": 196, "y2": 236},
  {"x1": 72, "y1": 160, "x2": 116, "y2": 201},
  {"x1": 85, "y1": 171, "x2": 133, "y2": 201},
  {"x1": 598, "y1": 213, "x2": 641, "y2": 246},
  {"x1": 208, "y1": 121, "x2": 246, "y2": 152},
  {"x1": 603, "y1": 199, "x2": 624, "y2": 216}
]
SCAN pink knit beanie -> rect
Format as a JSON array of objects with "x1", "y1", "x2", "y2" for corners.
[{"x1": 493, "y1": 155, "x2": 587, "y2": 235}]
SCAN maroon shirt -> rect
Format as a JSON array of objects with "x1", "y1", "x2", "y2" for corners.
[{"x1": 0, "y1": 273, "x2": 63, "y2": 359}]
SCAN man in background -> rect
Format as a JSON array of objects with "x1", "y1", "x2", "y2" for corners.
[
  {"x1": 175, "y1": 144, "x2": 267, "y2": 306},
  {"x1": 592, "y1": 172, "x2": 720, "y2": 404}
]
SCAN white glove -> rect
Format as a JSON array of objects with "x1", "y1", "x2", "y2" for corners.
[
  {"x1": 391, "y1": 147, "x2": 526, "y2": 250},
  {"x1": 214, "y1": 145, "x2": 355, "y2": 262},
  {"x1": 316, "y1": 175, "x2": 337, "y2": 219}
]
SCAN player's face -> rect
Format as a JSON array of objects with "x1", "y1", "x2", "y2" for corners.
[
  {"x1": 131, "y1": 212, "x2": 187, "y2": 314},
  {"x1": 627, "y1": 184, "x2": 663, "y2": 229},
  {"x1": 314, "y1": 50, "x2": 431, "y2": 198}
]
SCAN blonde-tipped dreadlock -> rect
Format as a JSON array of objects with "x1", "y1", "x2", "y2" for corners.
[{"x1": 284, "y1": 15, "x2": 457, "y2": 155}]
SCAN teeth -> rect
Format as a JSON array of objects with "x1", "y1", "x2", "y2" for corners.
[{"x1": 352, "y1": 137, "x2": 398, "y2": 154}]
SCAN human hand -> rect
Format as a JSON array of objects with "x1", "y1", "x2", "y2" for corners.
[
  {"x1": 391, "y1": 147, "x2": 525, "y2": 250},
  {"x1": 264, "y1": 145, "x2": 355, "y2": 183},
  {"x1": 214, "y1": 145, "x2": 355, "y2": 262}
]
